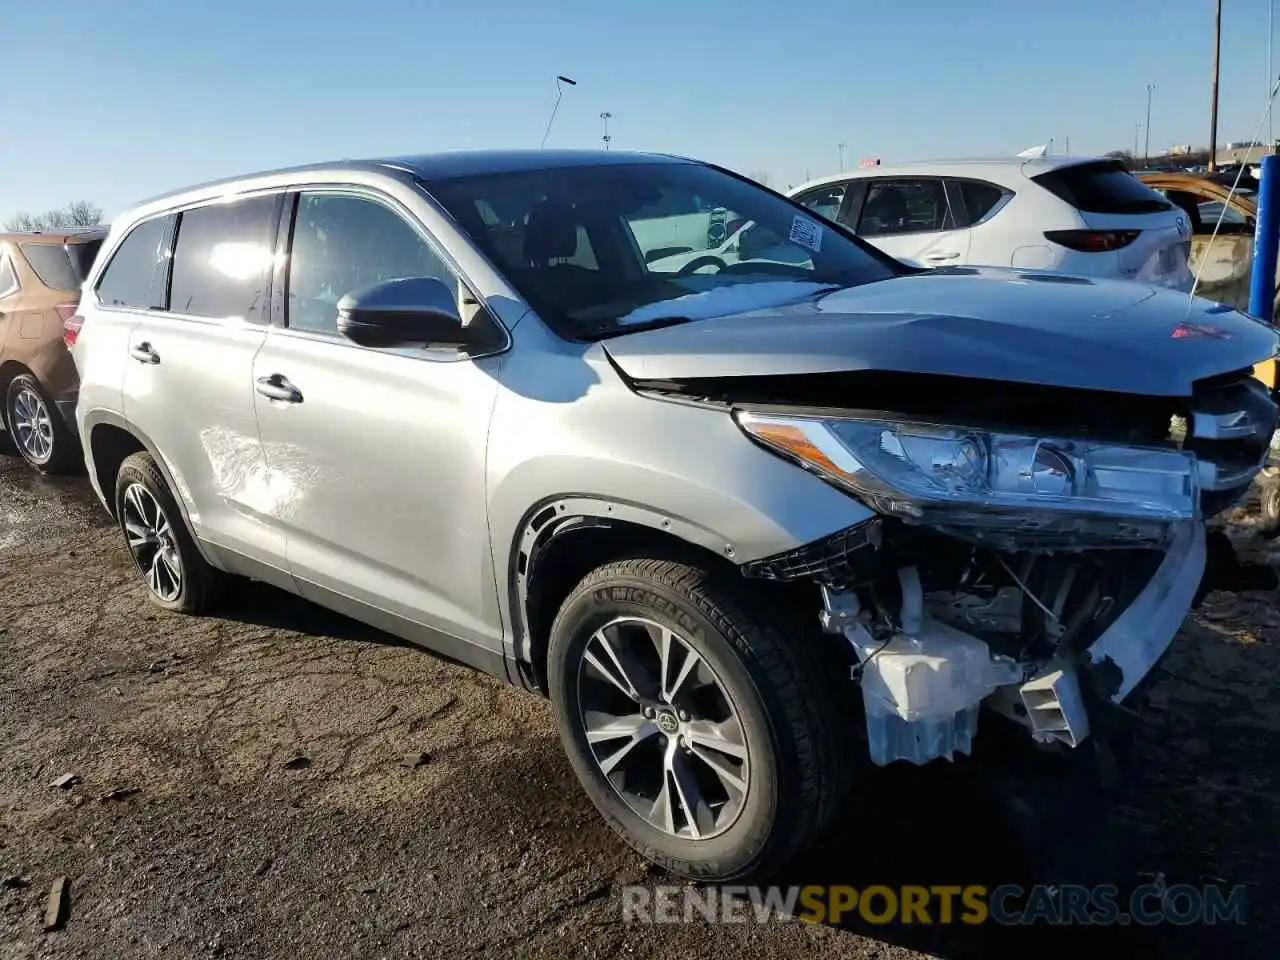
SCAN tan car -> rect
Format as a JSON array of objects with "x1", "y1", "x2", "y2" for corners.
[
  {"x1": 0, "y1": 228, "x2": 105, "y2": 472},
  {"x1": 1137, "y1": 172, "x2": 1262, "y2": 312}
]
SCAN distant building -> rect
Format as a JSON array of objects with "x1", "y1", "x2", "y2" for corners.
[
  {"x1": 1216, "y1": 144, "x2": 1272, "y2": 167},
  {"x1": 1168, "y1": 144, "x2": 1193, "y2": 156}
]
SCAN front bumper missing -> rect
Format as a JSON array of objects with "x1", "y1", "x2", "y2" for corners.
[
  {"x1": 1005, "y1": 521, "x2": 1203, "y2": 749},
  {"x1": 821, "y1": 521, "x2": 1206, "y2": 764}
]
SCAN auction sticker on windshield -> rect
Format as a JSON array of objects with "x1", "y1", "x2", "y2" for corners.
[{"x1": 789, "y1": 215, "x2": 823, "y2": 252}]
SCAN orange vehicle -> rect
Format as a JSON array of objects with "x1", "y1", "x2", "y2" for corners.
[{"x1": 0, "y1": 228, "x2": 105, "y2": 472}]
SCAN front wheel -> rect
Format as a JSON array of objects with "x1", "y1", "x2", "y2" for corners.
[{"x1": 548, "y1": 557, "x2": 854, "y2": 882}]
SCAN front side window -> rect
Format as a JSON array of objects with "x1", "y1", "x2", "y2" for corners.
[
  {"x1": 424, "y1": 161, "x2": 897, "y2": 339},
  {"x1": 95, "y1": 216, "x2": 174, "y2": 310},
  {"x1": 169, "y1": 195, "x2": 276, "y2": 320},
  {"x1": 857, "y1": 179, "x2": 954, "y2": 237},
  {"x1": 286, "y1": 192, "x2": 456, "y2": 335},
  {"x1": 794, "y1": 183, "x2": 848, "y2": 223}
]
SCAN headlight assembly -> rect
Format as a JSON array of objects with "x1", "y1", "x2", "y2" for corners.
[{"x1": 735, "y1": 411, "x2": 1199, "y2": 536}]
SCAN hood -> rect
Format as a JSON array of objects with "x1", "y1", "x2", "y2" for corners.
[{"x1": 601, "y1": 267, "x2": 1279, "y2": 396}]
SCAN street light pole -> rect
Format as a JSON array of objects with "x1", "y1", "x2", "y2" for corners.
[
  {"x1": 1210, "y1": 0, "x2": 1223, "y2": 170},
  {"x1": 838, "y1": 142, "x2": 846, "y2": 171},
  {"x1": 600, "y1": 111, "x2": 612, "y2": 150},
  {"x1": 1144, "y1": 82, "x2": 1155, "y2": 164}
]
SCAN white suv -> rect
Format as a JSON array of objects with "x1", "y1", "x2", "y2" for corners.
[{"x1": 788, "y1": 157, "x2": 1194, "y2": 290}]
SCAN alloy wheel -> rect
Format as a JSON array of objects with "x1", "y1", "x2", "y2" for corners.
[
  {"x1": 120, "y1": 482, "x2": 183, "y2": 602},
  {"x1": 11, "y1": 385, "x2": 54, "y2": 464},
  {"x1": 577, "y1": 616, "x2": 750, "y2": 840}
]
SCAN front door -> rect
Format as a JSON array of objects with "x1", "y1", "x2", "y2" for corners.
[
  {"x1": 854, "y1": 177, "x2": 972, "y2": 268},
  {"x1": 251, "y1": 189, "x2": 505, "y2": 656}
]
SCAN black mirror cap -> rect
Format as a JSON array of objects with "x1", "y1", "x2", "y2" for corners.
[{"x1": 336, "y1": 276, "x2": 491, "y2": 350}]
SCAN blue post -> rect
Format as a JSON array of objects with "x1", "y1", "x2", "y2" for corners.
[{"x1": 1249, "y1": 153, "x2": 1280, "y2": 322}]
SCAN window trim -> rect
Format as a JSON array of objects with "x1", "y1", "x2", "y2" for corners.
[
  {"x1": 0, "y1": 256, "x2": 20, "y2": 299},
  {"x1": 272, "y1": 183, "x2": 511, "y2": 362},
  {"x1": 853, "y1": 176, "x2": 960, "y2": 238},
  {"x1": 945, "y1": 177, "x2": 1014, "y2": 228}
]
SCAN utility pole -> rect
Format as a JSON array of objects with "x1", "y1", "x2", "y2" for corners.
[
  {"x1": 1065, "y1": 136, "x2": 1070, "y2": 155},
  {"x1": 600, "y1": 111, "x2": 612, "y2": 150},
  {"x1": 1210, "y1": 0, "x2": 1223, "y2": 170},
  {"x1": 1144, "y1": 82, "x2": 1155, "y2": 164},
  {"x1": 838, "y1": 142, "x2": 846, "y2": 171}
]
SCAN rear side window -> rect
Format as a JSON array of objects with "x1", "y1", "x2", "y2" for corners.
[
  {"x1": 857, "y1": 179, "x2": 955, "y2": 236},
  {"x1": 1032, "y1": 161, "x2": 1172, "y2": 214},
  {"x1": 170, "y1": 195, "x2": 277, "y2": 321},
  {"x1": 957, "y1": 180, "x2": 1006, "y2": 223},
  {"x1": 96, "y1": 217, "x2": 174, "y2": 310}
]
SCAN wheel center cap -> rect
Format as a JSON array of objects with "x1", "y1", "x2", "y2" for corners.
[{"x1": 655, "y1": 710, "x2": 680, "y2": 735}]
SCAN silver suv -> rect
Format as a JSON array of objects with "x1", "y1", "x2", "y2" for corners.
[{"x1": 73, "y1": 151, "x2": 1278, "y2": 882}]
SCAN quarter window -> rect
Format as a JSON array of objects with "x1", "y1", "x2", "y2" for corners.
[
  {"x1": 169, "y1": 196, "x2": 277, "y2": 320},
  {"x1": 95, "y1": 216, "x2": 174, "y2": 310},
  {"x1": 957, "y1": 181, "x2": 1006, "y2": 224},
  {"x1": 286, "y1": 193, "x2": 456, "y2": 335},
  {"x1": 857, "y1": 179, "x2": 954, "y2": 236}
]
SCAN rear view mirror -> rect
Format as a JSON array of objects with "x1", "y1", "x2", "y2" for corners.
[{"x1": 337, "y1": 277, "x2": 493, "y2": 350}]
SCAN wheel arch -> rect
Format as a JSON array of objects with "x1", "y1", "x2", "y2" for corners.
[
  {"x1": 83, "y1": 411, "x2": 219, "y2": 567},
  {"x1": 511, "y1": 496, "x2": 779, "y2": 696}
]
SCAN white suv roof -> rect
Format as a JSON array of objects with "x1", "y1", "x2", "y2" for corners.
[{"x1": 790, "y1": 156, "x2": 1104, "y2": 194}]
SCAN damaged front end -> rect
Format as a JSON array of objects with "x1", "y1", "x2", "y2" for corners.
[{"x1": 659, "y1": 368, "x2": 1278, "y2": 765}]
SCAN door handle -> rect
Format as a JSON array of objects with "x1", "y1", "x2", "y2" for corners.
[
  {"x1": 129, "y1": 342, "x2": 160, "y2": 364},
  {"x1": 255, "y1": 374, "x2": 303, "y2": 404},
  {"x1": 925, "y1": 252, "x2": 961, "y2": 262}
]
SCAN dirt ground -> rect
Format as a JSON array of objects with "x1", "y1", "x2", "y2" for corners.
[{"x1": 1, "y1": 451, "x2": 1277, "y2": 959}]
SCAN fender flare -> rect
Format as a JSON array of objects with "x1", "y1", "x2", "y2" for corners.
[
  {"x1": 81, "y1": 408, "x2": 218, "y2": 567},
  {"x1": 507, "y1": 494, "x2": 738, "y2": 671}
]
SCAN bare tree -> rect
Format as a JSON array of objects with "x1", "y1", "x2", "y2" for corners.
[
  {"x1": 746, "y1": 169, "x2": 772, "y2": 187},
  {"x1": 3, "y1": 212, "x2": 42, "y2": 232},
  {"x1": 63, "y1": 200, "x2": 102, "y2": 226},
  {"x1": 4, "y1": 201, "x2": 102, "y2": 233}
]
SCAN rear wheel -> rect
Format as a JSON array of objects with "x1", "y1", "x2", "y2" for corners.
[
  {"x1": 114, "y1": 452, "x2": 224, "y2": 614},
  {"x1": 4, "y1": 373, "x2": 78, "y2": 474},
  {"x1": 548, "y1": 557, "x2": 854, "y2": 882}
]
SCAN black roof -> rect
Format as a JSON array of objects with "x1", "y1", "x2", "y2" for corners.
[{"x1": 381, "y1": 149, "x2": 686, "y2": 180}]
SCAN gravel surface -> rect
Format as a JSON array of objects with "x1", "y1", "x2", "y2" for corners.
[{"x1": 1, "y1": 452, "x2": 1276, "y2": 959}]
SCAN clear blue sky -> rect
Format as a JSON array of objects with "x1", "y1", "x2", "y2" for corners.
[{"x1": 3, "y1": 0, "x2": 1278, "y2": 224}]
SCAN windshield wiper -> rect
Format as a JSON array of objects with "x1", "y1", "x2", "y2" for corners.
[{"x1": 581, "y1": 315, "x2": 693, "y2": 340}]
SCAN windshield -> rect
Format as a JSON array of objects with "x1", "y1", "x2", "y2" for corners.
[{"x1": 422, "y1": 161, "x2": 899, "y2": 339}]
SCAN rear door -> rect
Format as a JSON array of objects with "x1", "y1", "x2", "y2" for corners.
[
  {"x1": 852, "y1": 177, "x2": 972, "y2": 267},
  {"x1": 1031, "y1": 160, "x2": 1192, "y2": 290},
  {"x1": 120, "y1": 193, "x2": 289, "y2": 584}
]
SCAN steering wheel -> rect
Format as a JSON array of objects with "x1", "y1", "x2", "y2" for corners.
[{"x1": 676, "y1": 254, "x2": 728, "y2": 276}]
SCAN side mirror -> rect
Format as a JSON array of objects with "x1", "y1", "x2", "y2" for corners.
[{"x1": 337, "y1": 276, "x2": 491, "y2": 350}]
